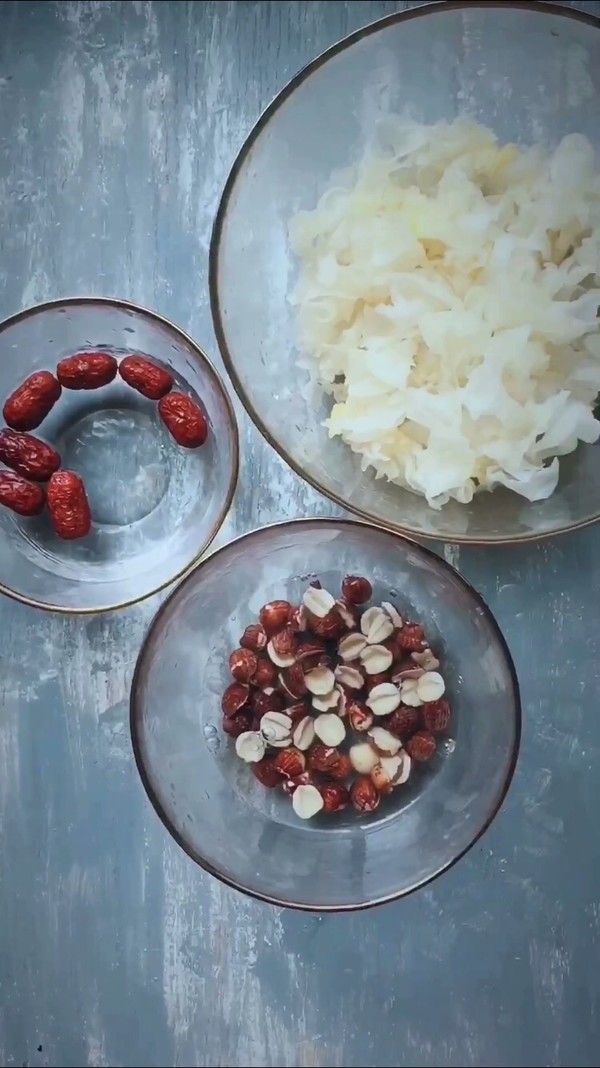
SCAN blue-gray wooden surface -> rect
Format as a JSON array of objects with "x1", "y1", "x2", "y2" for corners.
[{"x1": 0, "y1": 2, "x2": 599, "y2": 1066}]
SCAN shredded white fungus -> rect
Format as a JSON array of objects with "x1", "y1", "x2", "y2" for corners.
[{"x1": 289, "y1": 118, "x2": 600, "y2": 508}]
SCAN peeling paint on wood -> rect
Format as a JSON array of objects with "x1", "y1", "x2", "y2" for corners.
[{"x1": 0, "y1": 2, "x2": 599, "y2": 1067}]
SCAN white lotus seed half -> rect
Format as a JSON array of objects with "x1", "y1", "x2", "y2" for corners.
[
  {"x1": 302, "y1": 587, "x2": 336, "y2": 618},
  {"x1": 235, "y1": 731, "x2": 266, "y2": 763}
]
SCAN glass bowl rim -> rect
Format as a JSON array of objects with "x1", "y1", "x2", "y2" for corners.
[
  {"x1": 130, "y1": 516, "x2": 522, "y2": 912},
  {"x1": 0, "y1": 295, "x2": 240, "y2": 614},
  {"x1": 209, "y1": 0, "x2": 600, "y2": 548}
]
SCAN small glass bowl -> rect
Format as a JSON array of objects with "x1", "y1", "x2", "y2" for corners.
[
  {"x1": 0, "y1": 297, "x2": 238, "y2": 613},
  {"x1": 210, "y1": 2, "x2": 600, "y2": 544},
  {"x1": 131, "y1": 519, "x2": 521, "y2": 911}
]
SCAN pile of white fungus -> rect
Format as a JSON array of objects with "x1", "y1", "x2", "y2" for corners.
[{"x1": 289, "y1": 118, "x2": 600, "y2": 507}]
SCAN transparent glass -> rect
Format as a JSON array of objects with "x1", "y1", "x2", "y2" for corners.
[
  {"x1": 0, "y1": 298, "x2": 238, "y2": 612},
  {"x1": 131, "y1": 519, "x2": 520, "y2": 910},
  {"x1": 211, "y1": 2, "x2": 600, "y2": 543}
]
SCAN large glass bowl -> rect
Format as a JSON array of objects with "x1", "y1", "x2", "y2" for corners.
[
  {"x1": 131, "y1": 519, "x2": 520, "y2": 910},
  {"x1": 0, "y1": 298, "x2": 238, "y2": 612},
  {"x1": 210, "y1": 2, "x2": 600, "y2": 544}
]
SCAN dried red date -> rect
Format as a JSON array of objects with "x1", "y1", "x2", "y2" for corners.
[
  {"x1": 118, "y1": 355, "x2": 174, "y2": 400},
  {"x1": 0, "y1": 471, "x2": 45, "y2": 516},
  {"x1": 3, "y1": 372, "x2": 61, "y2": 431},
  {"x1": 273, "y1": 748, "x2": 306, "y2": 779},
  {"x1": 350, "y1": 777, "x2": 380, "y2": 813},
  {"x1": 320, "y1": 783, "x2": 349, "y2": 813},
  {"x1": 222, "y1": 683, "x2": 250, "y2": 717},
  {"x1": 56, "y1": 351, "x2": 117, "y2": 390},
  {"x1": 240, "y1": 623, "x2": 268, "y2": 652},
  {"x1": 406, "y1": 730, "x2": 436, "y2": 762},
  {"x1": 422, "y1": 700, "x2": 451, "y2": 733},
  {"x1": 46, "y1": 471, "x2": 91, "y2": 540},
  {"x1": 158, "y1": 392, "x2": 208, "y2": 448},
  {"x1": 296, "y1": 638, "x2": 327, "y2": 664},
  {"x1": 307, "y1": 745, "x2": 350, "y2": 779},
  {"x1": 397, "y1": 623, "x2": 426, "y2": 652},
  {"x1": 259, "y1": 600, "x2": 292, "y2": 634},
  {"x1": 251, "y1": 689, "x2": 283, "y2": 718},
  {"x1": 326, "y1": 753, "x2": 353, "y2": 782},
  {"x1": 222, "y1": 711, "x2": 253, "y2": 738},
  {"x1": 252, "y1": 659, "x2": 276, "y2": 689},
  {"x1": 270, "y1": 627, "x2": 297, "y2": 658},
  {"x1": 341, "y1": 575, "x2": 372, "y2": 604},
  {"x1": 279, "y1": 662, "x2": 307, "y2": 699},
  {"x1": 0, "y1": 429, "x2": 60, "y2": 481},
  {"x1": 229, "y1": 648, "x2": 257, "y2": 683},
  {"x1": 309, "y1": 609, "x2": 345, "y2": 640},
  {"x1": 252, "y1": 756, "x2": 282, "y2": 788},
  {"x1": 386, "y1": 706, "x2": 420, "y2": 739}
]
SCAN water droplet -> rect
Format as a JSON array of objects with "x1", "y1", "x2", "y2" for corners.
[
  {"x1": 441, "y1": 737, "x2": 456, "y2": 754},
  {"x1": 204, "y1": 724, "x2": 221, "y2": 753}
]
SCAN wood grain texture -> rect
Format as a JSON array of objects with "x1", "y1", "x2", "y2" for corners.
[{"x1": 0, "y1": 2, "x2": 599, "y2": 1066}]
